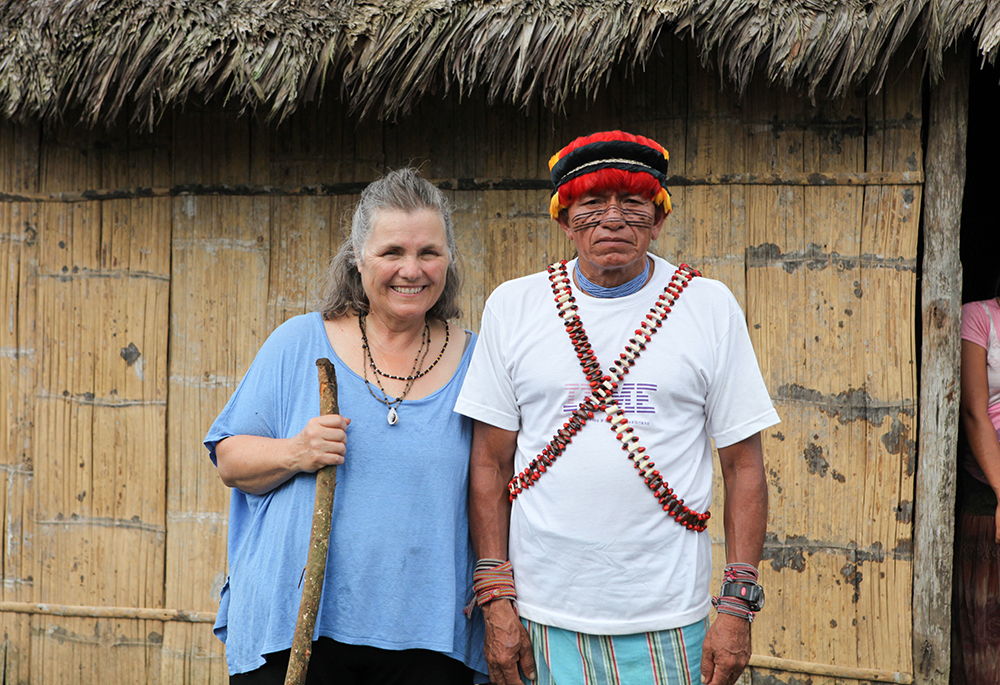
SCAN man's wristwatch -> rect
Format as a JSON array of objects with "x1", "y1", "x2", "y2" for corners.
[{"x1": 720, "y1": 580, "x2": 764, "y2": 612}]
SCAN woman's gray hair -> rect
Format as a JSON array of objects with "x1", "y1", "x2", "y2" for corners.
[{"x1": 318, "y1": 167, "x2": 462, "y2": 321}]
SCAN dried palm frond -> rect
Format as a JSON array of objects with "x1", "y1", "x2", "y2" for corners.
[
  {"x1": 676, "y1": 0, "x2": 929, "y2": 98},
  {"x1": 0, "y1": 0, "x2": 993, "y2": 127}
]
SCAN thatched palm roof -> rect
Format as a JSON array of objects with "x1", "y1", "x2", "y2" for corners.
[{"x1": 0, "y1": 0, "x2": 994, "y2": 127}]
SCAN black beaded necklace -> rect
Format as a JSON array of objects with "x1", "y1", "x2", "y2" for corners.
[
  {"x1": 358, "y1": 314, "x2": 433, "y2": 425},
  {"x1": 361, "y1": 317, "x2": 450, "y2": 381}
]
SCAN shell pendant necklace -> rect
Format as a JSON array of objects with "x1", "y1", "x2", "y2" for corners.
[{"x1": 359, "y1": 314, "x2": 432, "y2": 425}]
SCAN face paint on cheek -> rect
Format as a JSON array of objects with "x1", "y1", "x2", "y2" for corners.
[
  {"x1": 620, "y1": 207, "x2": 655, "y2": 230},
  {"x1": 569, "y1": 209, "x2": 605, "y2": 232},
  {"x1": 570, "y1": 207, "x2": 655, "y2": 232}
]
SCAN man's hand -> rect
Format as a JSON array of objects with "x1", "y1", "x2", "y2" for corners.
[
  {"x1": 482, "y1": 599, "x2": 536, "y2": 684},
  {"x1": 700, "y1": 613, "x2": 751, "y2": 685}
]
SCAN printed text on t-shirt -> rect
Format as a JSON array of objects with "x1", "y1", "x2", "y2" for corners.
[{"x1": 562, "y1": 382, "x2": 657, "y2": 425}]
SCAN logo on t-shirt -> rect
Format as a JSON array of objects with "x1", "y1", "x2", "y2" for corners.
[{"x1": 562, "y1": 383, "x2": 656, "y2": 425}]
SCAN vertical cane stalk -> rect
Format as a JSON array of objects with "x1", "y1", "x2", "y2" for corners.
[{"x1": 284, "y1": 358, "x2": 339, "y2": 685}]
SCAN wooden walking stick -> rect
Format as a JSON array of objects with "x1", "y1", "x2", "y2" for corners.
[{"x1": 284, "y1": 358, "x2": 339, "y2": 685}]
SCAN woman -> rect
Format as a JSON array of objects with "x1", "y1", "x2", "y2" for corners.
[
  {"x1": 205, "y1": 168, "x2": 487, "y2": 684},
  {"x1": 955, "y1": 275, "x2": 1000, "y2": 684}
]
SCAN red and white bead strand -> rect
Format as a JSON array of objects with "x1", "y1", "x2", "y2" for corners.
[{"x1": 507, "y1": 260, "x2": 711, "y2": 532}]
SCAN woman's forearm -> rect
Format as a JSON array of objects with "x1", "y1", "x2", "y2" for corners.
[
  {"x1": 962, "y1": 410, "x2": 1000, "y2": 492},
  {"x1": 215, "y1": 414, "x2": 350, "y2": 495},
  {"x1": 215, "y1": 435, "x2": 301, "y2": 494},
  {"x1": 960, "y1": 339, "x2": 1000, "y2": 492}
]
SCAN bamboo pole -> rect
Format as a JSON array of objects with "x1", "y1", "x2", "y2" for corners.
[
  {"x1": 0, "y1": 172, "x2": 925, "y2": 203},
  {"x1": 750, "y1": 656, "x2": 914, "y2": 684},
  {"x1": 0, "y1": 597, "x2": 919, "y2": 683},
  {"x1": 284, "y1": 359, "x2": 339, "y2": 685},
  {"x1": 0, "y1": 601, "x2": 215, "y2": 622}
]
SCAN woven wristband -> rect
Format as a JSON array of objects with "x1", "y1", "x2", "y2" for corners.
[
  {"x1": 722, "y1": 563, "x2": 759, "y2": 584},
  {"x1": 472, "y1": 559, "x2": 517, "y2": 607},
  {"x1": 711, "y1": 563, "x2": 759, "y2": 623},
  {"x1": 712, "y1": 596, "x2": 755, "y2": 622}
]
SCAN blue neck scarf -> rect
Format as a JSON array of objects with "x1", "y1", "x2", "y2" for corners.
[{"x1": 575, "y1": 257, "x2": 650, "y2": 298}]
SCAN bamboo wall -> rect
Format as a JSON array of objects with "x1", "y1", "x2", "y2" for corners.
[{"x1": 0, "y1": 40, "x2": 920, "y2": 684}]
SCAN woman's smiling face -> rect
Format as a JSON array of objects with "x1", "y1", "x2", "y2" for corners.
[{"x1": 357, "y1": 208, "x2": 450, "y2": 326}]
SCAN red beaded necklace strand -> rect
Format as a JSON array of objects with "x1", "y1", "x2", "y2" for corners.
[{"x1": 506, "y1": 259, "x2": 711, "y2": 532}]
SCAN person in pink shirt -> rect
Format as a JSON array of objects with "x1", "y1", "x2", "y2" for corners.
[{"x1": 955, "y1": 276, "x2": 1000, "y2": 684}]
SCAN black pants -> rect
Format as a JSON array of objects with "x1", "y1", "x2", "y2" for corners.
[{"x1": 230, "y1": 637, "x2": 474, "y2": 685}]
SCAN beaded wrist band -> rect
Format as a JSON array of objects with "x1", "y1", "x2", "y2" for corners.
[
  {"x1": 472, "y1": 559, "x2": 517, "y2": 608},
  {"x1": 711, "y1": 563, "x2": 759, "y2": 623}
]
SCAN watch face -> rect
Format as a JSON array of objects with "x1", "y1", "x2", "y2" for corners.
[{"x1": 723, "y1": 582, "x2": 764, "y2": 611}]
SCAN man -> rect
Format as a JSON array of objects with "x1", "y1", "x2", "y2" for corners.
[{"x1": 455, "y1": 131, "x2": 779, "y2": 685}]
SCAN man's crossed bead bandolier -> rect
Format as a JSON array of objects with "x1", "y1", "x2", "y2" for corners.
[{"x1": 507, "y1": 260, "x2": 711, "y2": 532}]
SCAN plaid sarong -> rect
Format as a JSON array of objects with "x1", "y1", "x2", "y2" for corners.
[{"x1": 523, "y1": 618, "x2": 707, "y2": 685}]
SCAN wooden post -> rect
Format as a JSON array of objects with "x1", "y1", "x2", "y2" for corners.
[
  {"x1": 913, "y1": 41, "x2": 969, "y2": 685},
  {"x1": 284, "y1": 359, "x2": 339, "y2": 685}
]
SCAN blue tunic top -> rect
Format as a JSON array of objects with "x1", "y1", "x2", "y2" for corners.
[{"x1": 205, "y1": 312, "x2": 487, "y2": 679}]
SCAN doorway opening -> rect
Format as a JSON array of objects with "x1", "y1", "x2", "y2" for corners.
[
  {"x1": 961, "y1": 59, "x2": 1000, "y2": 302},
  {"x1": 951, "y1": 53, "x2": 1000, "y2": 685}
]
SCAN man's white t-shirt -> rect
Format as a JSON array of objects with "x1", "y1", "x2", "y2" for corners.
[{"x1": 455, "y1": 255, "x2": 780, "y2": 635}]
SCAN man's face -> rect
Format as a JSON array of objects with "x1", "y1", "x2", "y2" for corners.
[{"x1": 557, "y1": 190, "x2": 664, "y2": 286}]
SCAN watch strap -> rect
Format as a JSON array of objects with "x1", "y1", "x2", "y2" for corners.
[{"x1": 720, "y1": 580, "x2": 763, "y2": 611}]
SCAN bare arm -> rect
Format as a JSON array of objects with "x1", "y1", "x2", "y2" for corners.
[
  {"x1": 215, "y1": 414, "x2": 350, "y2": 495},
  {"x1": 470, "y1": 421, "x2": 518, "y2": 559},
  {"x1": 960, "y1": 339, "x2": 1000, "y2": 539},
  {"x1": 701, "y1": 432, "x2": 767, "y2": 685},
  {"x1": 468, "y1": 420, "x2": 536, "y2": 685}
]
